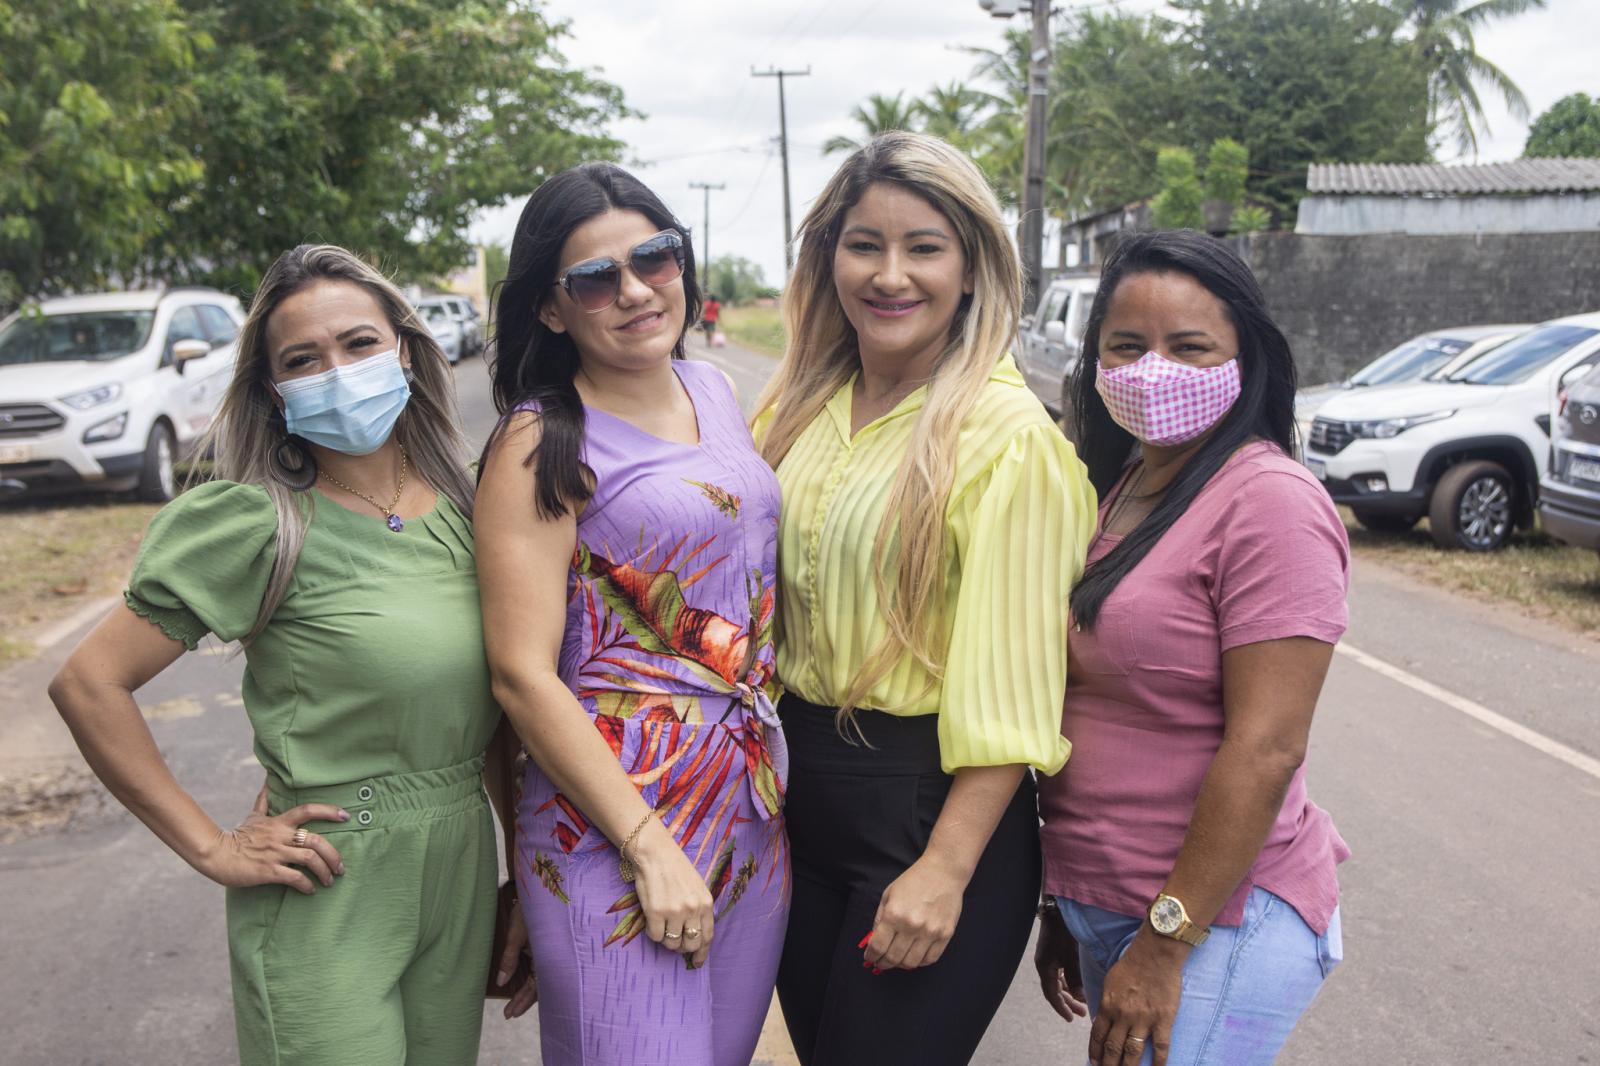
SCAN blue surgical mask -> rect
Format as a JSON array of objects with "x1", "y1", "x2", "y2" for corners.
[{"x1": 274, "y1": 348, "x2": 411, "y2": 455}]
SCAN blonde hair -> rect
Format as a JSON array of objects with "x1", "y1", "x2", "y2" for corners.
[
  {"x1": 753, "y1": 131, "x2": 1024, "y2": 731},
  {"x1": 194, "y1": 244, "x2": 476, "y2": 644}
]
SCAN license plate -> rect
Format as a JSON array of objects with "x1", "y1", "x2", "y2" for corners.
[
  {"x1": 1305, "y1": 458, "x2": 1326, "y2": 480},
  {"x1": 0, "y1": 443, "x2": 32, "y2": 465},
  {"x1": 1570, "y1": 457, "x2": 1600, "y2": 485}
]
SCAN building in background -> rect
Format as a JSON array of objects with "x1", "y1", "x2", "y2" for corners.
[{"x1": 1296, "y1": 159, "x2": 1600, "y2": 236}]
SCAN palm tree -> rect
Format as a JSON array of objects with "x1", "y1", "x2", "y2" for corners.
[
  {"x1": 1392, "y1": 0, "x2": 1548, "y2": 156},
  {"x1": 822, "y1": 93, "x2": 920, "y2": 155},
  {"x1": 914, "y1": 82, "x2": 993, "y2": 152}
]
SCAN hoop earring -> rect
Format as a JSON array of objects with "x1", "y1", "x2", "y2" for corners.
[{"x1": 270, "y1": 434, "x2": 318, "y2": 492}]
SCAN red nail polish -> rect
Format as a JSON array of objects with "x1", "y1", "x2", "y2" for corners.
[
  {"x1": 857, "y1": 931, "x2": 874, "y2": 949},
  {"x1": 871, "y1": 966, "x2": 883, "y2": 976}
]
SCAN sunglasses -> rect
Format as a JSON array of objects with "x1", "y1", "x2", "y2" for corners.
[{"x1": 552, "y1": 231, "x2": 686, "y2": 313}]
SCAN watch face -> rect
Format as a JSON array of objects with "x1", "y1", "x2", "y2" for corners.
[{"x1": 1151, "y1": 896, "x2": 1184, "y2": 934}]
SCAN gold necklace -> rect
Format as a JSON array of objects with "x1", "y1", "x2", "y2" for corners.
[{"x1": 319, "y1": 445, "x2": 409, "y2": 532}]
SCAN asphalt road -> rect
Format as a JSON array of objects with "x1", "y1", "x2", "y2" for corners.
[{"x1": 2, "y1": 339, "x2": 1598, "y2": 1064}]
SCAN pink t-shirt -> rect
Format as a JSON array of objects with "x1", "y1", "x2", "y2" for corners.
[{"x1": 1038, "y1": 441, "x2": 1351, "y2": 934}]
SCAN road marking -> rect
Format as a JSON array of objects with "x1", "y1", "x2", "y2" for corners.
[{"x1": 1337, "y1": 642, "x2": 1600, "y2": 782}]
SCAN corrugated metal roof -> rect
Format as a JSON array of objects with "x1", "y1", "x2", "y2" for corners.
[{"x1": 1306, "y1": 158, "x2": 1600, "y2": 196}]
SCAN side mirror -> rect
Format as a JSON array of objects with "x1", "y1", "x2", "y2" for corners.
[
  {"x1": 171, "y1": 338, "x2": 211, "y2": 373},
  {"x1": 1044, "y1": 320, "x2": 1066, "y2": 343}
]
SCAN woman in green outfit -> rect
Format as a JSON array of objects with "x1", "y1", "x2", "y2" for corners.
[{"x1": 48, "y1": 244, "x2": 531, "y2": 1064}]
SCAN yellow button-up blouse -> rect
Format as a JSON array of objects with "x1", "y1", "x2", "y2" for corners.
[{"x1": 757, "y1": 355, "x2": 1096, "y2": 774}]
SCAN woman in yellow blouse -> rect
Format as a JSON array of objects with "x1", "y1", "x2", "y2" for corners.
[{"x1": 754, "y1": 131, "x2": 1095, "y2": 1065}]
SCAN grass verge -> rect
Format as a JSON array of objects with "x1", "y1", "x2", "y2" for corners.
[
  {"x1": 1341, "y1": 507, "x2": 1600, "y2": 638},
  {"x1": 719, "y1": 304, "x2": 785, "y2": 358},
  {"x1": 0, "y1": 496, "x2": 163, "y2": 668}
]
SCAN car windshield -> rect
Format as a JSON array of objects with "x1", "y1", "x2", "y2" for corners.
[
  {"x1": 422, "y1": 305, "x2": 449, "y2": 323},
  {"x1": 0, "y1": 311, "x2": 156, "y2": 366},
  {"x1": 1450, "y1": 324, "x2": 1599, "y2": 385},
  {"x1": 1349, "y1": 336, "x2": 1467, "y2": 387}
]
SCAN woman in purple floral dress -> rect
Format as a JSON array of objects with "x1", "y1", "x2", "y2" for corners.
[{"x1": 475, "y1": 163, "x2": 788, "y2": 1066}]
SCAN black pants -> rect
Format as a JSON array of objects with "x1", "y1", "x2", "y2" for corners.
[{"x1": 775, "y1": 696, "x2": 1041, "y2": 1066}]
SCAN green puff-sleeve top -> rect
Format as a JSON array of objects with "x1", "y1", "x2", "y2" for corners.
[{"x1": 124, "y1": 480, "x2": 500, "y2": 790}]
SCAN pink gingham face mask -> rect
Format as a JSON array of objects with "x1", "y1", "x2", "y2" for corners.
[{"x1": 1095, "y1": 350, "x2": 1241, "y2": 446}]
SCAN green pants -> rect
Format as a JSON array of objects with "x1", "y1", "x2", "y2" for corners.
[{"x1": 227, "y1": 756, "x2": 497, "y2": 1065}]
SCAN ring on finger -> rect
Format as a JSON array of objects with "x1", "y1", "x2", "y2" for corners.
[
  {"x1": 683, "y1": 927, "x2": 701, "y2": 940},
  {"x1": 292, "y1": 827, "x2": 308, "y2": 847},
  {"x1": 662, "y1": 930, "x2": 682, "y2": 941}
]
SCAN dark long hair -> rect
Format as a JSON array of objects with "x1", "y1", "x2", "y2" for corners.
[
  {"x1": 483, "y1": 163, "x2": 700, "y2": 518},
  {"x1": 1068, "y1": 230, "x2": 1298, "y2": 629}
]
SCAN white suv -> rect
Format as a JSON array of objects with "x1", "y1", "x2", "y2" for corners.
[
  {"x1": 1304, "y1": 312, "x2": 1600, "y2": 550},
  {"x1": 0, "y1": 288, "x2": 244, "y2": 501}
]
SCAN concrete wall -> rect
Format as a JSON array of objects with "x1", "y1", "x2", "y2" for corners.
[
  {"x1": 1244, "y1": 230, "x2": 1600, "y2": 385},
  {"x1": 1296, "y1": 193, "x2": 1600, "y2": 236}
]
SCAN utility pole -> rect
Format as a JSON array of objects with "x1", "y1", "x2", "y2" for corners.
[
  {"x1": 980, "y1": 0, "x2": 1050, "y2": 315},
  {"x1": 689, "y1": 181, "x2": 725, "y2": 283},
  {"x1": 751, "y1": 66, "x2": 811, "y2": 281}
]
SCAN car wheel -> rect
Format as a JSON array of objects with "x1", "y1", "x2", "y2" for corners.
[
  {"x1": 136, "y1": 422, "x2": 178, "y2": 503},
  {"x1": 1352, "y1": 509, "x2": 1418, "y2": 534},
  {"x1": 1428, "y1": 460, "x2": 1514, "y2": 551}
]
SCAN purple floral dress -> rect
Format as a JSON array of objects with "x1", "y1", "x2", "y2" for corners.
[{"x1": 512, "y1": 359, "x2": 789, "y2": 1066}]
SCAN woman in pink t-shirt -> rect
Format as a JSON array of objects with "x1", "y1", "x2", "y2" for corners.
[{"x1": 1035, "y1": 230, "x2": 1350, "y2": 1066}]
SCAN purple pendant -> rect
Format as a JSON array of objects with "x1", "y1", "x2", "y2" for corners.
[{"x1": 386, "y1": 514, "x2": 405, "y2": 533}]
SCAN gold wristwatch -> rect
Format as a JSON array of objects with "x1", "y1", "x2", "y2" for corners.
[{"x1": 1148, "y1": 893, "x2": 1209, "y2": 946}]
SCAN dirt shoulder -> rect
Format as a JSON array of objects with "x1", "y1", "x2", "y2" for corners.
[
  {"x1": 1341, "y1": 508, "x2": 1600, "y2": 640},
  {"x1": 0, "y1": 497, "x2": 160, "y2": 668}
]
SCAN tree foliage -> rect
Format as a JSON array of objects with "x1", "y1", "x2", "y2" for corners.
[
  {"x1": 1153, "y1": 148, "x2": 1205, "y2": 230},
  {"x1": 1204, "y1": 138, "x2": 1250, "y2": 207},
  {"x1": 891, "y1": 0, "x2": 1447, "y2": 230},
  {"x1": 1169, "y1": 0, "x2": 1431, "y2": 218},
  {"x1": 822, "y1": 93, "x2": 919, "y2": 156},
  {"x1": 1, "y1": 0, "x2": 631, "y2": 304},
  {"x1": 1523, "y1": 93, "x2": 1600, "y2": 159},
  {"x1": 1389, "y1": 0, "x2": 1546, "y2": 157},
  {"x1": 0, "y1": 0, "x2": 207, "y2": 305},
  {"x1": 706, "y1": 255, "x2": 772, "y2": 305}
]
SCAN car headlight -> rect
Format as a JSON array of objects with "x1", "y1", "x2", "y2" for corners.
[
  {"x1": 60, "y1": 383, "x2": 124, "y2": 410},
  {"x1": 82, "y1": 412, "x2": 128, "y2": 443},
  {"x1": 1347, "y1": 410, "x2": 1456, "y2": 439}
]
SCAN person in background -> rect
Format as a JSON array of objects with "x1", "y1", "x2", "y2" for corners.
[
  {"x1": 702, "y1": 291, "x2": 722, "y2": 343},
  {"x1": 754, "y1": 130, "x2": 1096, "y2": 1065},
  {"x1": 475, "y1": 162, "x2": 788, "y2": 1066},
  {"x1": 1034, "y1": 229, "x2": 1349, "y2": 1066},
  {"x1": 48, "y1": 244, "x2": 531, "y2": 1065}
]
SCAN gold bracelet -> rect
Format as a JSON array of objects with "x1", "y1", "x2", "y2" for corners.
[{"x1": 617, "y1": 809, "x2": 657, "y2": 884}]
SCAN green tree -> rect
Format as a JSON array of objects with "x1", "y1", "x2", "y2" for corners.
[
  {"x1": 706, "y1": 255, "x2": 769, "y2": 305},
  {"x1": 0, "y1": 0, "x2": 207, "y2": 306},
  {"x1": 1046, "y1": 11, "x2": 1190, "y2": 216},
  {"x1": 914, "y1": 82, "x2": 992, "y2": 155},
  {"x1": 1524, "y1": 92, "x2": 1600, "y2": 158},
  {"x1": 152, "y1": 0, "x2": 631, "y2": 293},
  {"x1": 1228, "y1": 204, "x2": 1272, "y2": 234},
  {"x1": 1204, "y1": 138, "x2": 1250, "y2": 207},
  {"x1": 1172, "y1": 0, "x2": 1431, "y2": 218},
  {"x1": 1152, "y1": 147, "x2": 1205, "y2": 229},
  {"x1": 1391, "y1": 0, "x2": 1546, "y2": 156},
  {"x1": 822, "y1": 93, "x2": 920, "y2": 156}
]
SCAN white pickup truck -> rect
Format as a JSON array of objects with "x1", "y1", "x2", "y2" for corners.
[
  {"x1": 0, "y1": 288, "x2": 244, "y2": 501},
  {"x1": 1304, "y1": 312, "x2": 1600, "y2": 550}
]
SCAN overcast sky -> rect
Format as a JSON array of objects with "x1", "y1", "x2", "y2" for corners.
[{"x1": 470, "y1": 0, "x2": 1599, "y2": 287}]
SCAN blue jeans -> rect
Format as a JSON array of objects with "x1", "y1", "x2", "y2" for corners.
[{"x1": 1055, "y1": 888, "x2": 1343, "y2": 1065}]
